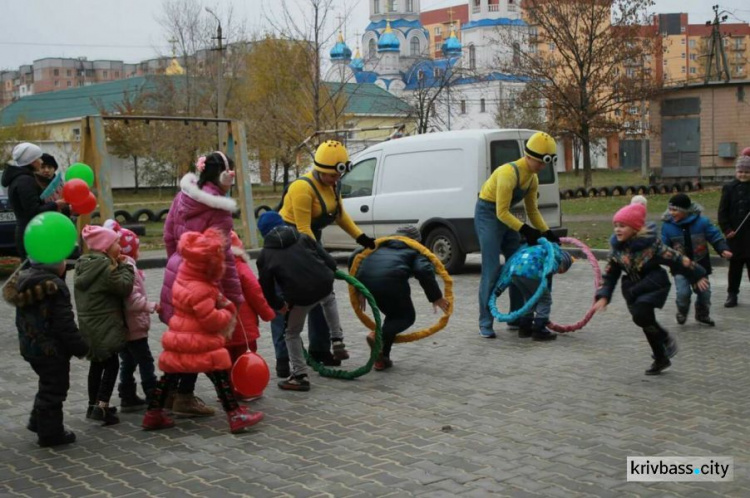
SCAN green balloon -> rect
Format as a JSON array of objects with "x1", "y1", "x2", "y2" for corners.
[
  {"x1": 24, "y1": 212, "x2": 78, "y2": 264},
  {"x1": 65, "y1": 162, "x2": 95, "y2": 188}
]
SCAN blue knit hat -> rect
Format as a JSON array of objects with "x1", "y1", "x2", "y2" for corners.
[
  {"x1": 557, "y1": 249, "x2": 573, "y2": 273},
  {"x1": 257, "y1": 211, "x2": 284, "y2": 237}
]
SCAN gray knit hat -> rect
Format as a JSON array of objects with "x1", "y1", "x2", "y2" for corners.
[
  {"x1": 395, "y1": 225, "x2": 421, "y2": 242},
  {"x1": 9, "y1": 142, "x2": 43, "y2": 167},
  {"x1": 736, "y1": 155, "x2": 750, "y2": 172}
]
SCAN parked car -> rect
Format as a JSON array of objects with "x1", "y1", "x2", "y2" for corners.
[
  {"x1": 322, "y1": 129, "x2": 566, "y2": 274},
  {"x1": 0, "y1": 185, "x2": 18, "y2": 256}
]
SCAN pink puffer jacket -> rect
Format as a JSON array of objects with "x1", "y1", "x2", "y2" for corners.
[
  {"x1": 123, "y1": 256, "x2": 156, "y2": 341},
  {"x1": 159, "y1": 173, "x2": 244, "y2": 324}
]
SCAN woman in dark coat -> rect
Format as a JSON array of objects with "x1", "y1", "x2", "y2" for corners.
[{"x1": 718, "y1": 155, "x2": 750, "y2": 307}]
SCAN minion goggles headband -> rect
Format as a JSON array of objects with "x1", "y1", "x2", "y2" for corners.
[
  {"x1": 525, "y1": 146, "x2": 557, "y2": 165},
  {"x1": 314, "y1": 159, "x2": 352, "y2": 174}
]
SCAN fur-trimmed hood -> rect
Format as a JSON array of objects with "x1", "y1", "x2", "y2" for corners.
[
  {"x1": 179, "y1": 172, "x2": 237, "y2": 213},
  {"x1": 3, "y1": 267, "x2": 61, "y2": 308},
  {"x1": 231, "y1": 244, "x2": 252, "y2": 265},
  {"x1": 660, "y1": 202, "x2": 704, "y2": 223}
]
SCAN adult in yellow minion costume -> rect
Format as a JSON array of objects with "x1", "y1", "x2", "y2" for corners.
[
  {"x1": 474, "y1": 132, "x2": 560, "y2": 338},
  {"x1": 270, "y1": 140, "x2": 376, "y2": 371}
]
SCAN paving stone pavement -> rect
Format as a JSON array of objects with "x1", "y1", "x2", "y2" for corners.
[{"x1": 1, "y1": 255, "x2": 748, "y2": 497}]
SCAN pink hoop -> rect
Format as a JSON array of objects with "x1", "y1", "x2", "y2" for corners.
[{"x1": 547, "y1": 236, "x2": 602, "y2": 333}]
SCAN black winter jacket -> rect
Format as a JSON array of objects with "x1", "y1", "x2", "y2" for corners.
[
  {"x1": 718, "y1": 179, "x2": 750, "y2": 259},
  {"x1": 257, "y1": 225, "x2": 337, "y2": 308},
  {"x1": 348, "y1": 240, "x2": 443, "y2": 303},
  {"x1": 3, "y1": 266, "x2": 88, "y2": 361},
  {"x1": 1, "y1": 165, "x2": 58, "y2": 257}
]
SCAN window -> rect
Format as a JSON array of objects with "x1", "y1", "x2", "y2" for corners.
[
  {"x1": 615, "y1": 109, "x2": 622, "y2": 116},
  {"x1": 690, "y1": 67, "x2": 696, "y2": 74},
  {"x1": 435, "y1": 26, "x2": 442, "y2": 36},
  {"x1": 735, "y1": 38, "x2": 743, "y2": 49},
  {"x1": 548, "y1": 43, "x2": 556, "y2": 51},
  {"x1": 690, "y1": 53, "x2": 697, "y2": 61},
  {"x1": 681, "y1": 38, "x2": 685, "y2": 45},
  {"x1": 469, "y1": 45, "x2": 476, "y2": 70},
  {"x1": 406, "y1": 0, "x2": 414, "y2": 11},
  {"x1": 388, "y1": 0, "x2": 397, "y2": 12},
  {"x1": 480, "y1": 98, "x2": 486, "y2": 113},
  {"x1": 340, "y1": 158, "x2": 377, "y2": 198},
  {"x1": 115, "y1": 71, "x2": 119, "y2": 78},
  {"x1": 681, "y1": 66, "x2": 686, "y2": 73},
  {"x1": 410, "y1": 37, "x2": 420, "y2": 56},
  {"x1": 54, "y1": 80, "x2": 59, "y2": 87},
  {"x1": 66, "y1": 81, "x2": 71, "y2": 87},
  {"x1": 512, "y1": 42, "x2": 521, "y2": 66},
  {"x1": 689, "y1": 39, "x2": 696, "y2": 48},
  {"x1": 53, "y1": 69, "x2": 59, "y2": 76},
  {"x1": 626, "y1": 68, "x2": 635, "y2": 78},
  {"x1": 434, "y1": 67, "x2": 443, "y2": 78},
  {"x1": 368, "y1": 39, "x2": 377, "y2": 58},
  {"x1": 737, "y1": 65, "x2": 746, "y2": 75},
  {"x1": 681, "y1": 53, "x2": 685, "y2": 58},
  {"x1": 629, "y1": 106, "x2": 638, "y2": 115},
  {"x1": 103, "y1": 70, "x2": 108, "y2": 78},
  {"x1": 680, "y1": 26, "x2": 686, "y2": 33},
  {"x1": 460, "y1": 100, "x2": 466, "y2": 114},
  {"x1": 418, "y1": 69, "x2": 425, "y2": 81},
  {"x1": 66, "y1": 69, "x2": 72, "y2": 77},
  {"x1": 374, "y1": 0, "x2": 379, "y2": 13},
  {"x1": 431, "y1": 103, "x2": 436, "y2": 115}
]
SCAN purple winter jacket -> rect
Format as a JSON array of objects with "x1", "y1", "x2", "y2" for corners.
[{"x1": 158, "y1": 173, "x2": 244, "y2": 324}]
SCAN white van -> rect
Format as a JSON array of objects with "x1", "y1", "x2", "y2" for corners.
[{"x1": 323, "y1": 129, "x2": 567, "y2": 273}]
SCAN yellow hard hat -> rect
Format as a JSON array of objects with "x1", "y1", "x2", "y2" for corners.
[
  {"x1": 525, "y1": 132, "x2": 557, "y2": 165},
  {"x1": 313, "y1": 140, "x2": 352, "y2": 174}
]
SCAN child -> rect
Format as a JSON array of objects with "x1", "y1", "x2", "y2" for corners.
[
  {"x1": 102, "y1": 220, "x2": 159, "y2": 411},
  {"x1": 226, "y1": 231, "x2": 276, "y2": 397},
  {"x1": 660, "y1": 194, "x2": 731, "y2": 325},
  {"x1": 142, "y1": 229, "x2": 264, "y2": 433},
  {"x1": 349, "y1": 226, "x2": 450, "y2": 370},
  {"x1": 593, "y1": 203, "x2": 709, "y2": 375},
  {"x1": 718, "y1": 155, "x2": 750, "y2": 308},
  {"x1": 256, "y1": 212, "x2": 347, "y2": 391},
  {"x1": 505, "y1": 242, "x2": 574, "y2": 341},
  {"x1": 3, "y1": 259, "x2": 89, "y2": 447},
  {"x1": 75, "y1": 224, "x2": 135, "y2": 425}
]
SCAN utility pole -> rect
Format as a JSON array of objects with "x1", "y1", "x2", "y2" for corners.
[
  {"x1": 205, "y1": 7, "x2": 226, "y2": 148},
  {"x1": 640, "y1": 52, "x2": 649, "y2": 179},
  {"x1": 704, "y1": 5, "x2": 731, "y2": 83}
]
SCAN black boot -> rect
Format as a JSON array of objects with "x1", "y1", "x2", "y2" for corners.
[
  {"x1": 531, "y1": 319, "x2": 557, "y2": 341},
  {"x1": 645, "y1": 358, "x2": 672, "y2": 375},
  {"x1": 518, "y1": 316, "x2": 533, "y2": 338},
  {"x1": 643, "y1": 323, "x2": 674, "y2": 364},
  {"x1": 38, "y1": 430, "x2": 76, "y2": 448},
  {"x1": 675, "y1": 307, "x2": 688, "y2": 325},
  {"x1": 275, "y1": 358, "x2": 290, "y2": 378},
  {"x1": 308, "y1": 350, "x2": 341, "y2": 367},
  {"x1": 27, "y1": 408, "x2": 38, "y2": 433},
  {"x1": 694, "y1": 304, "x2": 715, "y2": 326},
  {"x1": 724, "y1": 293, "x2": 738, "y2": 308}
]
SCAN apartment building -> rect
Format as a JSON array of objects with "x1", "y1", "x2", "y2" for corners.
[{"x1": 420, "y1": 4, "x2": 469, "y2": 60}]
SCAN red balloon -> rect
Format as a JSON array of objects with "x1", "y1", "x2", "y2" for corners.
[
  {"x1": 231, "y1": 352, "x2": 270, "y2": 398},
  {"x1": 62, "y1": 179, "x2": 90, "y2": 205},
  {"x1": 72, "y1": 192, "x2": 97, "y2": 215}
]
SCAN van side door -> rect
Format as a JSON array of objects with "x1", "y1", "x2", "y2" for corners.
[{"x1": 321, "y1": 154, "x2": 379, "y2": 249}]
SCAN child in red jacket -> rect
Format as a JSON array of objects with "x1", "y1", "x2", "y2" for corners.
[
  {"x1": 142, "y1": 229, "x2": 263, "y2": 434},
  {"x1": 226, "y1": 231, "x2": 275, "y2": 396}
]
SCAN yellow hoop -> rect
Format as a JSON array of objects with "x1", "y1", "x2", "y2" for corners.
[{"x1": 348, "y1": 236, "x2": 454, "y2": 343}]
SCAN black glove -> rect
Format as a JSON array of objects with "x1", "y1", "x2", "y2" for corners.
[
  {"x1": 356, "y1": 233, "x2": 376, "y2": 250},
  {"x1": 519, "y1": 224, "x2": 542, "y2": 245},
  {"x1": 543, "y1": 230, "x2": 560, "y2": 244}
]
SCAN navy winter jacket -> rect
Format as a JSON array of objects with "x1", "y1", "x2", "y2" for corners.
[{"x1": 660, "y1": 203, "x2": 728, "y2": 275}]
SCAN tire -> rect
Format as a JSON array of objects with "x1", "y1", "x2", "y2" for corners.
[
  {"x1": 587, "y1": 187, "x2": 598, "y2": 198},
  {"x1": 636, "y1": 185, "x2": 648, "y2": 195},
  {"x1": 681, "y1": 181, "x2": 693, "y2": 192},
  {"x1": 131, "y1": 208, "x2": 155, "y2": 223},
  {"x1": 611, "y1": 186, "x2": 624, "y2": 196},
  {"x1": 154, "y1": 208, "x2": 170, "y2": 222},
  {"x1": 254, "y1": 205, "x2": 273, "y2": 219},
  {"x1": 694, "y1": 181, "x2": 702, "y2": 191},
  {"x1": 564, "y1": 189, "x2": 575, "y2": 199},
  {"x1": 598, "y1": 187, "x2": 612, "y2": 197},
  {"x1": 114, "y1": 210, "x2": 133, "y2": 223},
  {"x1": 671, "y1": 183, "x2": 681, "y2": 193},
  {"x1": 658, "y1": 184, "x2": 669, "y2": 194},
  {"x1": 120, "y1": 223, "x2": 146, "y2": 236},
  {"x1": 424, "y1": 227, "x2": 466, "y2": 274},
  {"x1": 624, "y1": 186, "x2": 637, "y2": 195},
  {"x1": 574, "y1": 187, "x2": 587, "y2": 198},
  {"x1": 646, "y1": 185, "x2": 658, "y2": 195},
  {"x1": 90, "y1": 211, "x2": 100, "y2": 221}
]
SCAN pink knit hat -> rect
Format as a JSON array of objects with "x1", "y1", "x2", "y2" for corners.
[
  {"x1": 741, "y1": 147, "x2": 750, "y2": 157},
  {"x1": 82, "y1": 224, "x2": 120, "y2": 252},
  {"x1": 613, "y1": 203, "x2": 647, "y2": 231}
]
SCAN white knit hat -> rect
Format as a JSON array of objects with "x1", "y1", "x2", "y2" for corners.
[{"x1": 9, "y1": 143, "x2": 43, "y2": 167}]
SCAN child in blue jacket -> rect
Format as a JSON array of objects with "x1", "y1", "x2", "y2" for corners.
[{"x1": 660, "y1": 193, "x2": 732, "y2": 326}]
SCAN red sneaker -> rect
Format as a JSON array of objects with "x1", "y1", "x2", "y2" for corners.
[
  {"x1": 142, "y1": 409, "x2": 175, "y2": 430},
  {"x1": 227, "y1": 406, "x2": 264, "y2": 434},
  {"x1": 373, "y1": 356, "x2": 393, "y2": 371}
]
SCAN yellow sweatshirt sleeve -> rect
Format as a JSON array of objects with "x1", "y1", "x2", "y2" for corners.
[
  {"x1": 494, "y1": 166, "x2": 526, "y2": 231},
  {"x1": 283, "y1": 181, "x2": 316, "y2": 239},
  {"x1": 524, "y1": 176, "x2": 549, "y2": 232}
]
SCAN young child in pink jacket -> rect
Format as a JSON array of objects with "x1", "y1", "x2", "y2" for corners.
[{"x1": 104, "y1": 220, "x2": 159, "y2": 411}]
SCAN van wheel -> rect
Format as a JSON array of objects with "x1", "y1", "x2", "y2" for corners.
[{"x1": 425, "y1": 227, "x2": 466, "y2": 274}]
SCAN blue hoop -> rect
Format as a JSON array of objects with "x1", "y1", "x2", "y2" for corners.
[{"x1": 489, "y1": 238, "x2": 557, "y2": 323}]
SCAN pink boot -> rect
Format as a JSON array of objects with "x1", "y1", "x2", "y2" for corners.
[
  {"x1": 142, "y1": 409, "x2": 175, "y2": 430},
  {"x1": 227, "y1": 406, "x2": 264, "y2": 434}
]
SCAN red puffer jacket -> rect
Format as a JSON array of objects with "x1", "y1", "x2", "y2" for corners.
[
  {"x1": 226, "y1": 239, "x2": 275, "y2": 349},
  {"x1": 159, "y1": 229, "x2": 236, "y2": 374}
]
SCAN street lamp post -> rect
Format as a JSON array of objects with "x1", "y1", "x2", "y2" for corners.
[{"x1": 205, "y1": 7, "x2": 225, "y2": 148}]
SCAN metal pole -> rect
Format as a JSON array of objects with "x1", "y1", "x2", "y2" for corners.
[
  {"x1": 206, "y1": 7, "x2": 226, "y2": 148},
  {"x1": 640, "y1": 53, "x2": 648, "y2": 179}
]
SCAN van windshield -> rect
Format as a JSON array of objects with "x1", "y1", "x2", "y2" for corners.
[{"x1": 490, "y1": 139, "x2": 555, "y2": 185}]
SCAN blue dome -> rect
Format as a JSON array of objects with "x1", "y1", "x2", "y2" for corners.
[
  {"x1": 441, "y1": 28, "x2": 462, "y2": 57},
  {"x1": 350, "y1": 49, "x2": 364, "y2": 71},
  {"x1": 377, "y1": 22, "x2": 401, "y2": 52},
  {"x1": 330, "y1": 33, "x2": 352, "y2": 61}
]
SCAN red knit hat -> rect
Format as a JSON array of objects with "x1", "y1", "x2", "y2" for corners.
[
  {"x1": 613, "y1": 203, "x2": 647, "y2": 231},
  {"x1": 103, "y1": 219, "x2": 140, "y2": 259}
]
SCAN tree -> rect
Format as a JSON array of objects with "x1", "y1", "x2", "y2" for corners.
[
  {"x1": 495, "y1": 85, "x2": 546, "y2": 131},
  {"x1": 0, "y1": 118, "x2": 49, "y2": 165},
  {"x1": 495, "y1": 0, "x2": 659, "y2": 187}
]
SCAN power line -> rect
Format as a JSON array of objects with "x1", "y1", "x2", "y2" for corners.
[{"x1": 0, "y1": 41, "x2": 169, "y2": 49}]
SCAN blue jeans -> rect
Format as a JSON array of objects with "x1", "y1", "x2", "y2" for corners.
[
  {"x1": 270, "y1": 304, "x2": 332, "y2": 360},
  {"x1": 512, "y1": 275, "x2": 552, "y2": 327},
  {"x1": 675, "y1": 274, "x2": 711, "y2": 313},
  {"x1": 118, "y1": 338, "x2": 157, "y2": 400},
  {"x1": 475, "y1": 199, "x2": 523, "y2": 332}
]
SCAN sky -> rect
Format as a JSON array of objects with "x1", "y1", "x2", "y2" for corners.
[{"x1": 2, "y1": 0, "x2": 750, "y2": 71}]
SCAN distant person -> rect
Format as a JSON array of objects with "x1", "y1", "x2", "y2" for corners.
[
  {"x1": 3, "y1": 258, "x2": 88, "y2": 447},
  {"x1": 475, "y1": 132, "x2": 560, "y2": 338},
  {"x1": 718, "y1": 155, "x2": 750, "y2": 307},
  {"x1": 1, "y1": 143, "x2": 69, "y2": 258},
  {"x1": 593, "y1": 203, "x2": 708, "y2": 375},
  {"x1": 660, "y1": 194, "x2": 731, "y2": 326}
]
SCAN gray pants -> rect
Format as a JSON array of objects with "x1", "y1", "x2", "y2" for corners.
[
  {"x1": 512, "y1": 275, "x2": 552, "y2": 325},
  {"x1": 285, "y1": 292, "x2": 343, "y2": 377}
]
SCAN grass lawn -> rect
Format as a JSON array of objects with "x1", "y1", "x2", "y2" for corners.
[
  {"x1": 558, "y1": 169, "x2": 652, "y2": 190},
  {"x1": 561, "y1": 187, "x2": 722, "y2": 217}
]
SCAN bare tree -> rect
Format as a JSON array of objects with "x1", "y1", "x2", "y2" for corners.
[
  {"x1": 494, "y1": 0, "x2": 659, "y2": 187},
  {"x1": 494, "y1": 85, "x2": 546, "y2": 131}
]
